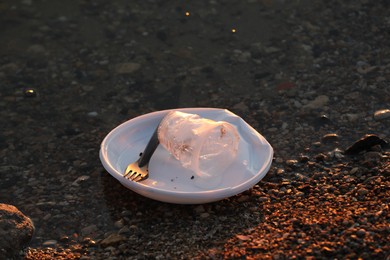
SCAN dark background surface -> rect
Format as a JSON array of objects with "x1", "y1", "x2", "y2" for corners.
[{"x1": 0, "y1": 0, "x2": 389, "y2": 259}]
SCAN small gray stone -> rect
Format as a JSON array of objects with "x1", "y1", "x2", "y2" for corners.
[
  {"x1": 285, "y1": 159, "x2": 298, "y2": 167},
  {"x1": 200, "y1": 212, "x2": 210, "y2": 218},
  {"x1": 356, "y1": 229, "x2": 367, "y2": 237},
  {"x1": 303, "y1": 95, "x2": 329, "y2": 110},
  {"x1": 72, "y1": 175, "x2": 90, "y2": 186},
  {"x1": 71, "y1": 175, "x2": 90, "y2": 186},
  {"x1": 350, "y1": 167, "x2": 359, "y2": 174},
  {"x1": 357, "y1": 188, "x2": 369, "y2": 196},
  {"x1": 0, "y1": 63, "x2": 19, "y2": 73},
  {"x1": 232, "y1": 50, "x2": 251, "y2": 63},
  {"x1": 374, "y1": 109, "x2": 390, "y2": 121},
  {"x1": 81, "y1": 224, "x2": 98, "y2": 236},
  {"x1": 27, "y1": 44, "x2": 46, "y2": 55},
  {"x1": 115, "y1": 62, "x2": 141, "y2": 74},
  {"x1": 82, "y1": 85, "x2": 95, "y2": 92},
  {"x1": 356, "y1": 61, "x2": 377, "y2": 74},
  {"x1": 87, "y1": 111, "x2": 98, "y2": 117},
  {"x1": 328, "y1": 148, "x2": 344, "y2": 159},
  {"x1": 100, "y1": 234, "x2": 126, "y2": 248},
  {"x1": 322, "y1": 133, "x2": 339, "y2": 144},
  {"x1": 21, "y1": 0, "x2": 32, "y2": 5},
  {"x1": 237, "y1": 195, "x2": 250, "y2": 202},
  {"x1": 118, "y1": 226, "x2": 131, "y2": 235},
  {"x1": 0, "y1": 204, "x2": 35, "y2": 258},
  {"x1": 42, "y1": 240, "x2": 57, "y2": 247},
  {"x1": 99, "y1": 60, "x2": 109, "y2": 65},
  {"x1": 264, "y1": 46, "x2": 281, "y2": 54},
  {"x1": 114, "y1": 219, "x2": 125, "y2": 229},
  {"x1": 342, "y1": 113, "x2": 361, "y2": 122},
  {"x1": 58, "y1": 16, "x2": 68, "y2": 22},
  {"x1": 364, "y1": 151, "x2": 382, "y2": 162},
  {"x1": 194, "y1": 205, "x2": 205, "y2": 213}
]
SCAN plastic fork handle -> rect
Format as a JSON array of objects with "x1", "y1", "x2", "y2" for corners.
[{"x1": 138, "y1": 125, "x2": 160, "y2": 167}]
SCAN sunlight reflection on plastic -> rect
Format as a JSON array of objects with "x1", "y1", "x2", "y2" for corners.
[{"x1": 158, "y1": 111, "x2": 240, "y2": 188}]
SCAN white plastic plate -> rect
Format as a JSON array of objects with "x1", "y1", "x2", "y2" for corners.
[{"x1": 99, "y1": 108, "x2": 273, "y2": 204}]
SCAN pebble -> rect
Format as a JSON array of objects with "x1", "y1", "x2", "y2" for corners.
[
  {"x1": 258, "y1": 196, "x2": 269, "y2": 202},
  {"x1": 99, "y1": 60, "x2": 109, "y2": 65},
  {"x1": 121, "y1": 210, "x2": 132, "y2": 217},
  {"x1": 87, "y1": 111, "x2": 98, "y2": 117},
  {"x1": 43, "y1": 213, "x2": 51, "y2": 221},
  {"x1": 128, "y1": 225, "x2": 137, "y2": 231},
  {"x1": 350, "y1": 167, "x2": 359, "y2": 174},
  {"x1": 267, "y1": 127, "x2": 278, "y2": 132},
  {"x1": 59, "y1": 236, "x2": 70, "y2": 242},
  {"x1": 237, "y1": 195, "x2": 250, "y2": 202},
  {"x1": 374, "y1": 109, "x2": 390, "y2": 121},
  {"x1": 294, "y1": 100, "x2": 302, "y2": 108},
  {"x1": 232, "y1": 50, "x2": 251, "y2": 63},
  {"x1": 21, "y1": 0, "x2": 32, "y2": 5},
  {"x1": 342, "y1": 113, "x2": 361, "y2": 122},
  {"x1": 275, "y1": 158, "x2": 283, "y2": 164},
  {"x1": 328, "y1": 148, "x2": 344, "y2": 159},
  {"x1": 357, "y1": 188, "x2": 369, "y2": 196},
  {"x1": 236, "y1": 235, "x2": 250, "y2": 241},
  {"x1": 194, "y1": 205, "x2": 205, "y2": 213},
  {"x1": 364, "y1": 151, "x2": 382, "y2": 162},
  {"x1": 100, "y1": 234, "x2": 126, "y2": 248},
  {"x1": 104, "y1": 246, "x2": 116, "y2": 252},
  {"x1": 200, "y1": 213, "x2": 210, "y2": 218},
  {"x1": 303, "y1": 95, "x2": 329, "y2": 109},
  {"x1": 356, "y1": 229, "x2": 366, "y2": 237},
  {"x1": 42, "y1": 240, "x2": 58, "y2": 247},
  {"x1": 114, "y1": 219, "x2": 125, "y2": 229},
  {"x1": 72, "y1": 175, "x2": 90, "y2": 186},
  {"x1": 82, "y1": 85, "x2": 95, "y2": 92},
  {"x1": 118, "y1": 226, "x2": 131, "y2": 235},
  {"x1": 322, "y1": 133, "x2": 339, "y2": 144},
  {"x1": 0, "y1": 63, "x2": 18, "y2": 73},
  {"x1": 82, "y1": 237, "x2": 97, "y2": 247},
  {"x1": 233, "y1": 101, "x2": 248, "y2": 111},
  {"x1": 27, "y1": 44, "x2": 46, "y2": 55},
  {"x1": 115, "y1": 62, "x2": 141, "y2": 74},
  {"x1": 81, "y1": 225, "x2": 98, "y2": 236},
  {"x1": 58, "y1": 16, "x2": 68, "y2": 22},
  {"x1": 357, "y1": 63, "x2": 377, "y2": 74},
  {"x1": 345, "y1": 134, "x2": 388, "y2": 155},
  {"x1": 299, "y1": 155, "x2": 309, "y2": 163},
  {"x1": 314, "y1": 153, "x2": 327, "y2": 161},
  {"x1": 285, "y1": 159, "x2": 298, "y2": 167},
  {"x1": 264, "y1": 46, "x2": 280, "y2": 54},
  {"x1": 24, "y1": 88, "x2": 38, "y2": 98}
]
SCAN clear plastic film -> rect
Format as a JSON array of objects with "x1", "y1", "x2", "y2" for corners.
[{"x1": 158, "y1": 111, "x2": 239, "y2": 188}]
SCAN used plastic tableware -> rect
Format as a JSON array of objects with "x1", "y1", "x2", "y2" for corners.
[
  {"x1": 99, "y1": 108, "x2": 273, "y2": 204},
  {"x1": 157, "y1": 111, "x2": 240, "y2": 189}
]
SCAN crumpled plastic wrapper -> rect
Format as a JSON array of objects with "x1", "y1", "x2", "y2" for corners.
[{"x1": 158, "y1": 111, "x2": 240, "y2": 188}]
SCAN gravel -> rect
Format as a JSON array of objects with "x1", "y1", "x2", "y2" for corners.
[{"x1": 0, "y1": 0, "x2": 389, "y2": 259}]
